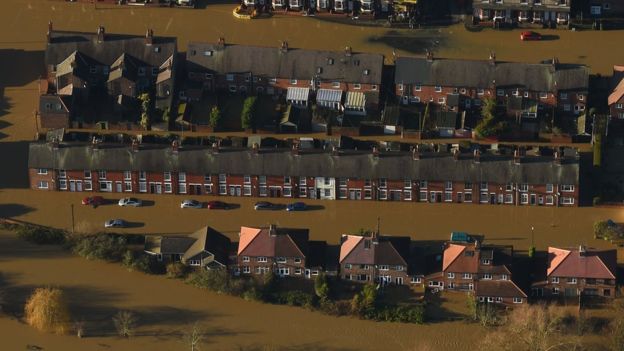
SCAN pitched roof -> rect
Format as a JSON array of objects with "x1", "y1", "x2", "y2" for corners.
[
  {"x1": 46, "y1": 29, "x2": 177, "y2": 68},
  {"x1": 547, "y1": 247, "x2": 617, "y2": 279},
  {"x1": 395, "y1": 57, "x2": 589, "y2": 92},
  {"x1": 608, "y1": 65, "x2": 624, "y2": 105},
  {"x1": 442, "y1": 243, "x2": 467, "y2": 271},
  {"x1": 339, "y1": 235, "x2": 363, "y2": 262},
  {"x1": 339, "y1": 234, "x2": 410, "y2": 266},
  {"x1": 182, "y1": 226, "x2": 231, "y2": 265},
  {"x1": 476, "y1": 280, "x2": 527, "y2": 298},
  {"x1": 186, "y1": 42, "x2": 384, "y2": 85},
  {"x1": 237, "y1": 226, "x2": 309, "y2": 258},
  {"x1": 443, "y1": 242, "x2": 512, "y2": 275},
  {"x1": 28, "y1": 143, "x2": 580, "y2": 185},
  {"x1": 144, "y1": 236, "x2": 196, "y2": 255}
]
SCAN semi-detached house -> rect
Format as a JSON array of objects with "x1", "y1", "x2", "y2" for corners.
[
  {"x1": 473, "y1": 0, "x2": 571, "y2": 25},
  {"x1": 28, "y1": 140, "x2": 580, "y2": 206}
]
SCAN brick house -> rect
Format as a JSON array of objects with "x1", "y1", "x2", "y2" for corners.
[
  {"x1": 184, "y1": 39, "x2": 383, "y2": 124},
  {"x1": 473, "y1": 0, "x2": 571, "y2": 24},
  {"x1": 608, "y1": 65, "x2": 624, "y2": 121},
  {"x1": 431, "y1": 239, "x2": 527, "y2": 305},
  {"x1": 339, "y1": 233, "x2": 413, "y2": 285},
  {"x1": 27, "y1": 140, "x2": 580, "y2": 207},
  {"x1": 237, "y1": 225, "x2": 323, "y2": 279},
  {"x1": 531, "y1": 246, "x2": 617, "y2": 299},
  {"x1": 144, "y1": 226, "x2": 232, "y2": 269},
  {"x1": 588, "y1": 1, "x2": 624, "y2": 17},
  {"x1": 40, "y1": 23, "x2": 177, "y2": 130},
  {"x1": 394, "y1": 54, "x2": 589, "y2": 131}
]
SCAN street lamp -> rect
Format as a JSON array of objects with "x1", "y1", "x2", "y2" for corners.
[{"x1": 531, "y1": 226, "x2": 535, "y2": 249}]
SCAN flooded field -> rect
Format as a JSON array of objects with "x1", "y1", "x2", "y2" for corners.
[{"x1": 1, "y1": 1, "x2": 624, "y2": 350}]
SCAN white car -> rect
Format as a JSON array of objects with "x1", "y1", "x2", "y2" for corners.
[
  {"x1": 104, "y1": 219, "x2": 127, "y2": 228},
  {"x1": 118, "y1": 197, "x2": 142, "y2": 207},
  {"x1": 180, "y1": 199, "x2": 202, "y2": 209}
]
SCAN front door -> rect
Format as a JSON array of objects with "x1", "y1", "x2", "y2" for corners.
[
  {"x1": 430, "y1": 192, "x2": 437, "y2": 203},
  {"x1": 70, "y1": 180, "x2": 76, "y2": 192},
  {"x1": 76, "y1": 181, "x2": 83, "y2": 192},
  {"x1": 497, "y1": 194, "x2": 504, "y2": 204},
  {"x1": 115, "y1": 182, "x2": 122, "y2": 193},
  {"x1": 457, "y1": 192, "x2": 462, "y2": 203},
  {"x1": 490, "y1": 193, "x2": 496, "y2": 204},
  {"x1": 530, "y1": 194, "x2": 537, "y2": 205},
  {"x1": 538, "y1": 195, "x2": 544, "y2": 205},
  {"x1": 396, "y1": 277, "x2": 404, "y2": 285}
]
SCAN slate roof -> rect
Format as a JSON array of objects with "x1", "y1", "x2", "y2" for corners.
[
  {"x1": 182, "y1": 226, "x2": 232, "y2": 265},
  {"x1": 546, "y1": 247, "x2": 617, "y2": 279},
  {"x1": 46, "y1": 29, "x2": 177, "y2": 68},
  {"x1": 186, "y1": 42, "x2": 384, "y2": 85},
  {"x1": 28, "y1": 142, "x2": 580, "y2": 185},
  {"x1": 435, "y1": 111, "x2": 458, "y2": 129},
  {"x1": 395, "y1": 57, "x2": 588, "y2": 92},
  {"x1": 238, "y1": 225, "x2": 309, "y2": 259}
]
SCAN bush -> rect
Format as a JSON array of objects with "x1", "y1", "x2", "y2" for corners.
[
  {"x1": 274, "y1": 290, "x2": 315, "y2": 308},
  {"x1": 593, "y1": 196, "x2": 602, "y2": 206},
  {"x1": 122, "y1": 250, "x2": 151, "y2": 273},
  {"x1": 25, "y1": 287, "x2": 71, "y2": 334},
  {"x1": 528, "y1": 246, "x2": 536, "y2": 259},
  {"x1": 241, "y1": 96, "x2": 257, "y2": 129},
  {"x1": 371, "y1": 304, "x2": 426, "y2": 324},
  {"x1": 166, "y1": 262, "x2": 188, "y2": 279},
  {"x1": 186, "y1": 269, "x2": 232, "y2": 294},
  {"x1": 71, "y1": 234, "x2": 127, "y2": 261},
  {"x1": 314, "y1": 273, "x2": 330, "y2": 302},
  {"x1": 16, "y1": 225, "x2": 66, "y2": 245}
]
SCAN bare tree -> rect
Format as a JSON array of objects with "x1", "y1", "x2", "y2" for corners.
[
  {"x1": 24, "y1": 287, "x2": 71, "y2": 334},
  {"x1": 182, "y1": 322, "x2": 205, "y2": 351},
  {"x1": 113, "y1": 310, "x2": 137, "y2": 338}
]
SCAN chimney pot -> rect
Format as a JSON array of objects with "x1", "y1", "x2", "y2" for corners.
[
  {"x1": 372, "y1": 146, "x2": 379, "y2": 157},
  {"x1": 345, "y1": 46, "x2": 352, "y2": 57},
  {"x1": 489, "y1": 52, "x2": 496, "y2": 65},
  {"x1": 96, "y1": 25, "x2": 105, "y2": 43},
  {"x1": 171, "y1": 139, "x2": 179, "y2": 154},
  {"x1": 280, "y1": 41, "x2": 288, "y2": 53},
  {"x1": 426, "y1": 50, "x2": 434, "y2": 62},
  {"x1": 211, "y1": 142, "x2": 219, "y2": 154},
  {"x1": 513, "y1": 149, "x2": 521, "y2": 164},
  {"x1": 453, "y1": 148, "x2": 459, "y2": 160},
  {"x1": 218, "y1": 37, "x2": 225, "y2": 47},
  {"x1": 473, "y1": 149, "x2": 481, "y2": 163},
  {"x1": 145, "y1": 29, "x2": 154, "y2": 46},
  {"x1": 291, "y1": 144, "x2": 300, "y2": 156},
  {"x1": 131, "y1": 139, "x2": 139, "y2": 152},
  {"x1": 252, "y1": 142, "x2": 259, "y2": 154},
  {"x1": 412, "y1": 145, "x2": 420, "y2": 160}
]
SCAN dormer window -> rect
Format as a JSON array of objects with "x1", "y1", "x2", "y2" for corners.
[
  {"x1": 138, "y1": 67, "x2": 146, "y2": 76},
  {"x1": 154, "y1": 47, "x2": 161, "y2": 53},
  {"x1": 203, "y1": 50, "x2": 213, "y2": 56},
  {"x1": 152, "y1": 67, "x2": 159, "y2": 76},
  {"x1": 90, "y1": 66, "x2": 97, "y2": 74},
  {"x1": 481, "y1": 259, "x2": 490, "y2": 265},
  {"x1": 317, "y1": 67, "x2": 322, "y2": 74},
  {"x1": 363, "y1": 69, "x2": 370, "y2": 76},
  {"x1": 364, "y1": 239, "x2": 371, "y2": 249},
  {"x1": 327, "y1": 58, "x2": 334, "y2": 65}
]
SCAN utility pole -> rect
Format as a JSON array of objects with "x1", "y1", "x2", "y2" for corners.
[
  {"x1": 71, "y1": 204, "x2": 75, "y2": 234},
  {"x1": 531, "y1": 226, "x2": 535, "y2": 249}
]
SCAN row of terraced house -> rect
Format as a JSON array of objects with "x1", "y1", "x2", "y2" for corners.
[
  {"x1": 28, "y1": 137, "x2": 580, "y2": 206},
  {"x1": 42, "y1": 24, "x2": 624, "y2": 137},
  {"x1": 144, "y1": 225, "x2": 618, "y2": 306}
]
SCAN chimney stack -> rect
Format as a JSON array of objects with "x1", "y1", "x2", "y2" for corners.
[
  {"x1": 218, "y1": 37, "x2": 225, "y2": 48},
  {"x1": 426, "y1": 50, "x2": 434, "y2": 62},
  {"x1": 280, "y1": 41, "x2": 288, "y2": 53},
  {"x1": 50, "y1": 137, "x2": 59, "y2": 150},
  {"x1": 412, "y1": 145, "x2": 420, "y2": 160},
  {"x1": 489, "y1": 52, "x2": 496, "y2": 66},
  {"x1": 131, "y1": 138, "x2": 139, "y2": 153},
  {"x1": 145, "y1": 29, "x2": 154, "y2": 46},
  {"x1": 344, "y1": 46, "x2": 352, "y2": 57},
  {"x1": 291, "y1": 143, "x2": 300, "y2": 156},
  {"x1": 47, "y1": 20, "x2": 53, "y2": 44},
  {"x1": 453, "y1": 148, "x2": 459, "y2": 161},
  {"x1": 473, "y1": 149, "x2": 481, "y2": 163},
  {"x1": 372, "y1": 146, "x2": 379, "y2": 158},
  {"x1": 252, "y1": 142, "x2": 259, "y2": 154},
  {"x1": 269, "y1": 224, "x2": 277, "y2": 237},
  {"x1": 579, "y1": 245, "x2": 586, "y2": 256},
  {"x1": 90, "y1": 136, "x2": 100, "y2": 150},
  {"x1": 96, "y1": 25, "x2": 105, "y2": 43},
  {"x1": 331, "y1": 146, "x2": 339, "y2": 157},
  {"x1": 171, "y1": 139, "x2": 179, "y2": 154},
  {"x1": 513, "y1": 149, "x2": 522, "y2": 164},
  {"x1": 211, "y1": 141, "x2": 220, "y2": 154}
]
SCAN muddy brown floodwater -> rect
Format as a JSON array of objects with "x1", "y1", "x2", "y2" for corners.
[{"x1": 0, "y1": 1, "x2": 623, "y2": 350}]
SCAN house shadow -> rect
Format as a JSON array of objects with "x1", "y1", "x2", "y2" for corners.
[
  {"x1": 0, "y1": 49, "x2": 44, "y2": 88},
  {"x1": 123, "y1": 221, "x2": 145, "y2": 229},
  {"x1": 367, "y1": 30, "x2": 447, "y2": 55},
  {"x1": 0, "y1": 232, "x2": 70, "y2": 262},
  {"x1": 0, "y1": 141, "x2": 30, "y2": 189},
  {"x1": 424, "y1": 291, "x2": 468, "y2": 323},
  {"x1": 540, "y1": 34, "x2": 560, "y2": 41},
  {"x1": 0, "y1": 203, "x2": 34, "y2": 218},
  {"x1": 194, "y1": 0, "x2": 239, "y2": 9},
  {"x1": 139, "y1": 200, "x2": 156, "y2": 207},
  {"x1": 305, "y1": 205, "x2": 325, "y2": 211}
]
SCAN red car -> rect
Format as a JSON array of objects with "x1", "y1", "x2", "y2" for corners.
[
  {"x1": 207, "y1": 201, "x2": 230, "y2": 210},
  {"x1": 82, "y1": 196, "x2": 104, "y2": 206},
  {"x1": 520, "y1": 31, "x2": 542, "y2": 41}
]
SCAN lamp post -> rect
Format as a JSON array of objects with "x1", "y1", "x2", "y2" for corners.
[{"x1": 531, "y1": 226, "x2": 535, "y2": 249}]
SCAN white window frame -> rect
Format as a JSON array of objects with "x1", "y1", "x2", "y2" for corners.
[{"x1": 37, "y1": 180, "x2": 49, "y2": 189}]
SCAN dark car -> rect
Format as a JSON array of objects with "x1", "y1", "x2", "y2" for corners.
[
  {"x1": 82, "y1": 196, "x2": 104, "y2": 206},
  {"x1": 254, "y1": 201, "x2": 280, "y2": 211},
  {"x1": 207, "y1": 201, "x2": 230, "y2": 210},
  {"x1": 520, "y1": 31, "x2": 541, "y2": 41},
  {"x1": 286, "y1": 202, "x2": 307, "y2": 211}
]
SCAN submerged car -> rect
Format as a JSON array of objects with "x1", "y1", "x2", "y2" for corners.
[
  {"x1": 286, "y1": 202, "x2": 307, "y2": 211},
  {"x1": 207, "y1": 201, "x2": 230, "y2": 210},
  {"x1": 104, "y1": 219, "x2": 127, "y2": 228},
  {"x1": 180, "y1": 199, "x2": 202, "y2": 209},
  {"x1": 82, "y1": 196, "x2": 104, "y2": 206},
  {"x1": 520, "y1": 31, "x2": 542, "y2": 41},
  {"x1": 254, "y1": 201, "x2": 280, "y2": 211},
  {"x1": 118, "y1": 197, "x2": 142, "y2": 207}
]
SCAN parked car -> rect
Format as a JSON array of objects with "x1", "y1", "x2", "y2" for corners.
[
  {"x1": 207, "y1": 201, "x2": 230, "y2": 210},
  {"x1": 82, "y1": 196, "x2": 104, "y2": 206},
  {"x1": 180, "y1": 199, "x2": 202, "y2": 209},
  {"x1": 286, "y1": 202, "x2": 307, "y2": 211},
  {"x1": 104, "y1": 219, "x2": 127, "y2": 228},
  {"x1": 520, "y1": 31, "x2": 541, "y2": 41},
  {"x1": 118, "y1": 197, "x2": 142, "y2": 207},
  {"x1": 254, "y1": 201, "x2": 280, "y2": 211}
]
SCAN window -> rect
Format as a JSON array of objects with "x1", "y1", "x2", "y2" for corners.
[
  {"x1": 139, "y1": 171, "x2": 146, "y2": 180},
  {"x1": 219, "y1": 174, "x2": 226, "y2": 183},
  {"x1": 59, "y1": 179, "x2": 67, "y2": 190},
  {"x1": 259, "y1": 176, "x2": 267, "y2": 185},
  {"x1": 284, "y1": 187, "x2": 292, "y2": 197},
  {"x1": 332, "y1": 81, "x2": 340, "y2": 88},
  {"x1": 414, "y1": 85, "x2": 422, "y2": 91},
  {"x1": 226, "y1": 74, "x2": 234, "y2": 81},
  {"x1": 464, "y1": 192, "x2": 472, "y2": 202},
  {"x1": 289, "y1": 79, "x2": 298, "y2": 85},
  {"x1": 98, "y1": 170, "x2": 106, "y2": 179},
  {"x1": 295, "y1": 268, "x2": 302, "y2": 275},
  {"x1": 284, "y1": 176, "x2": 291, "y2": 185},
  {"x1": 58, "y1": 170, "x2": 66, "y2": 178},
  {"x1": 501, "y1": 274, "x2": 508, "y2": 281},
  {"x1": 419, "y1": 191, "x2": 427, "y2": 201},
  {"x1": 480, "y1": 182, "x2": 488, "y2": 191},
  {"x1": 477, "y1": 89, "x2": 484, "y2": 95},
  {"x1": 37, "y1": 168, "x2": 48, "y2": 175},
  {"x1": 324, "y1": 189, "x2": 331, "y2": 197},
  {"x1": 552, "y1": 287, "x2": 560, "y2": 295},
  {"x1": 345, "y1": 263, "x2": 352, "y2": 269},
  {"x1": 294, "y1": 258, "x2": 302, "y2": 264},
  {"x1": 398, "y1": 84, "x2": 404, "y2": 91},
  {"x1": 481, "y1": 259, "x2": 490, "y2": 265},
  {"x1": 447, "y1": 272, "x2": 455, "y2": 279},
  {"x1": 353, "y1": 83, "x2": 361, "y2": 90},
  {"x1": 242, "y1": 175, "x2": 251, "y2": 184},
  {"x1": 483, "y1": 273, "x2": 492, "y2": 280},
  {"x1": 539, "y1": 92, "x2": 548, "y2": 99},
  {"x1": 497, "y1": 89, "x2": 504, "y2": 97},
  {"x1": 462, "y1": 273, "x2": 472, "y2": 279},
  {"x1": 438, "y1": 97, "x2": 446, "y2": 104},
  {"x1": 546, "y1": 195, "x2": 554, "y2": 205},
  {"x1": 579, "y1": 94, "x2": 584, "y2": 101},
  {"x1": 37, "y1": 181, "x2": 49, "y2": 189},
  {"x1": 560, "y1": 92, "x2": 568, "y2": 100},
  {"x1": 567, "y1": 277, "x2": 577, "y2": 284},
  {"x1": 364, "y1": 189, "x2": 372, "y2": 199},
  {"x1": 435, "y1": 86, "x2": 442, "y2": 92},
  {"x1": 419, "y1": 180, "x2": 427, "y2": 189},
  {"x1": 178, "y1": 183, "x2": 186, "y2": 194},
  {"x1": 276, "y1": 257, "x2": 286, "y2": 263},
  {"x1": 444, "y1": 181, "x2": 453, "y2": 191},
  {"x1": 444, "y1": 191, "x2": 453, "y2": 202},
  {"x1": 379, "y1": 189, "x2": 388, "y2": 200},
  {"x1": 339, "y1": 188, "x2": 347, "y2": 199},
  {"x1": 84, "y1": 170, "x2": 92, "y2": 179},
  {"x1": 519, "y1": 183, "x2": 528, "y2": 192},
  {"x1": 257, "y1": 257, "x2": 268, "y2": 263},
  {"x1": 495, "y1": 297, "x2": 503, "y2": 303},
  {"x1": 242, "y1": 266, "x2": 250, "y2": 274},
  {"x1": 505, "y1": 194, "x2": 513, "y2": 204},
  {"x1": 164, "y1": 172, "x2": 172, "y2": 181},
  {"x1": 552, "y1": 277, "x2": 559, "y2": 283},
  {"x1": 164, "y1": 183, "x2": 172, "y2": 193},
  {"x1": 379, "y1": 265, "x2": 389, "y2": 271},
  {"x1": 259, "y1": 186, "x2": 267, "y2": 197},
  {"x1": 464, "y1": 182, "x2": 472, "y2": 190},
  {"x1": 560, "y1": 184, "x2": 574, "y2": 192},
  {"x1": 513, "y1": 297, "x2": 523, "y2": 304},
  {"x1": 124, "y1": 182, "x2": 132, "y2": 192},
  {"x1": 617, "y1": 103, "x2": 623, "y2": 109},
  {"x1": 324, "y1": 177, "x2": 331, "y2": 186},
  {"x1": 371, "y1": 85, "x2": 378, "y2": 91},
  {"x1": 505, "y1": 183, "x2": 513, "y2": 192},
  {"x1": 84, "y1": 180, "x2": 93, "y2": 191},
  {"x1": 521, "y1": 193, "x2": 529, "y2": 204},
  {"x1": 546, "y1": 184, "x2": 554, "y2": 193},
  {"x1": 124, "y1": 171, "x2": 132, "y2": 180},
  {"x1": 243, "y1": 185, "x2": 251, "y2": 196},
  {"x1": 179, "y1": 172, "x2": 186, "y2": 182}
]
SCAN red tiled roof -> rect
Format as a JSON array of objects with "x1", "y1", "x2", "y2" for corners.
[
  {"x1": 443, "y1": 243, "x2": 479, "y2": 274},
  {"x1": 608, "y1": 65, "x2": 624, "y2": 105},
  {"x1": 339, "y1": 235, "x2": 364, "y2": 263},
  {"x1": 237, "y1": 226, "x2": 308, "y2": 258},
  {"x1": 547, "y1": 247, "x2": 617, "y2": 279},
  {"x1": 476, "y1": 280, "x2": 527, "y2": 298}
]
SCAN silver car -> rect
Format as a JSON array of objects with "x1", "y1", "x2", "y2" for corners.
[
  {"x1": 118, "y1": 197, "x2": 142, "y2": 207},
  {"x1": 104, "y1": 219, "x2": 127, "y2": 228},
  {"x1": 180, "y1": 199, "x2": 202, "y2": 209}
]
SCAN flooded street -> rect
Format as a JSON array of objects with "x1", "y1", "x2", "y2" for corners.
[{"x1": 1, "y1": 1, "x2": 623, "y2": 350}]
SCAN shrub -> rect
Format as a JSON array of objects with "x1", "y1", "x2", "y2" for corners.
[
  {"x1": 16, "y1": 225, "x2": 66, "y2": 245},
  {"x1": 25, "y1": 287, "x2": 71, "y2": 334},
  {"x1": 209, "y1": 106, "x2": 222, "y2": 128},
  {"x1": 186, "y1": 269, "x2": 232, "y2": 294},
  {"x1": 593, "y1": 196, "x2": 601, "y2": 206},
  {"x1": 122, "y1": 250, "x2": 151, "y2": 273},
  {"x1": 241, "y1": 96, "x2": 257, "y2": 129},
  {"x1": 113, "y1": 310, "x2": 137, "y2": 338},
  {"x1": 528, "y1": 246, "x2": 536, "y2": 259},
  {"x1": 72, "y1": 234, "x2": 127, "y2": 261},
  {"x1": 166, "y1": 262, "x2": 188, "y2": 279},
  {"x1": 274, "y1": 290, "x2": 315, "y2": 308},
  {"x1": 371, "y1": 305, "x2": 426, "y2": 324},
  {"x1": 314, "y1": 273, "x2": 330, "y2": 302}
]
